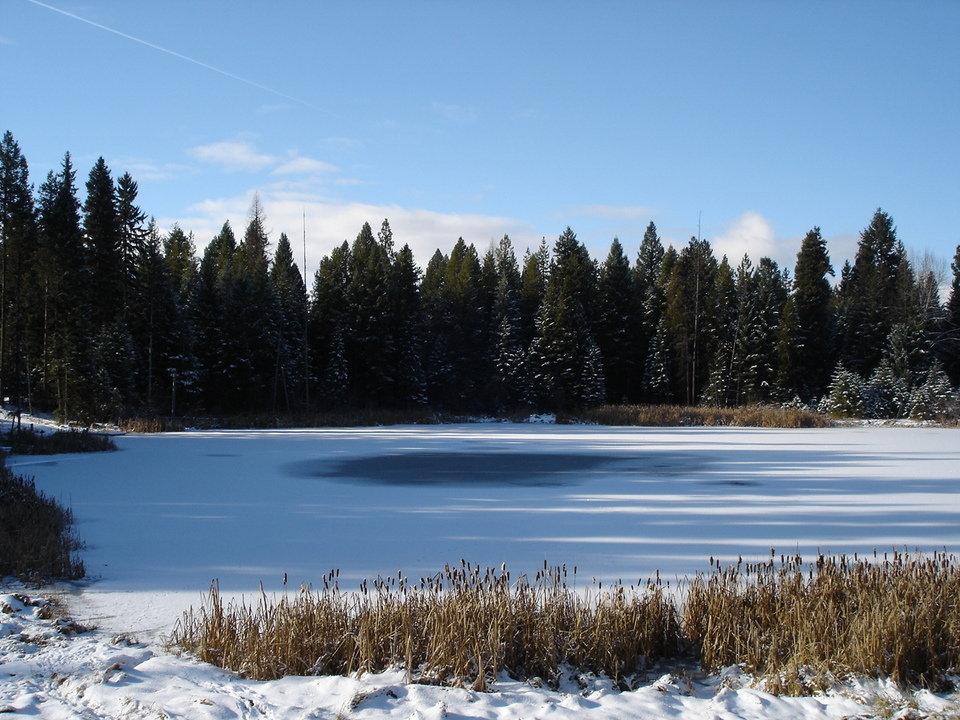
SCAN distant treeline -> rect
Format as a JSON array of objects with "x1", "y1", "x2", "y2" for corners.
[{"x1": 1, "y1": 131, "x2": 958, "y2": 422}]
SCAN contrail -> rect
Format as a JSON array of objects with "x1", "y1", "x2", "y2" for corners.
[{"x1": 26, "y1": 0, "x2": 319, "y2": 111}]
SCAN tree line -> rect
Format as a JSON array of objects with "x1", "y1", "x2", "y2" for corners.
[{"x1": 1, "y1": 131, "x2": 958, "y2": 422}]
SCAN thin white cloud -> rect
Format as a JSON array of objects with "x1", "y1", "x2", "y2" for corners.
[
  {"x1": 160, "y1": 191, "x2": 539, "y2": 275},
  {"x1": 0, "y1": 35, "x2": 14, "y2": 45},
  {"x1": 272, "y1": 156, "x2": 338, "y2": 176},
  {"x1": 190, "y1": 141, "x2": 277, "y2": 172},
  {"x1": 432, "y1": 102, "x2": 477, "y2": 122}
]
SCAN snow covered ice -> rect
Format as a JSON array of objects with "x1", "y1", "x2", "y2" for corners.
[{"x1": 3, "y1": 423, "x2": 960, "y2": 718}]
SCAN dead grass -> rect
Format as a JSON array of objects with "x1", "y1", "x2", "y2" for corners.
[
  {"x1": 563, "y1": 404, "x2": 834, "y2": 428},
  {"x1": 4, "y1": 427, "x2": 116, "y2": 454},
  {"x1": 683, "y1": 550, "x2": 960, "y2": 693},
  {"x1": 172, "y1": 552, "x2": 960, "y2": 693},
  {"x1": 171, "y1": 563, "x2": 680, "y2": 688},
  {"x1": 0, "y1": 459, "x2": 84, "y2": 582}
]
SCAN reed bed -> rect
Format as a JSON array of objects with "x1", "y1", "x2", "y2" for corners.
[
  {"x1": 3, "y1": 426, "x2": 116, "y2": 454},
  {"x1": 563, "y1": 404, "x2": 834, "y2": 428},
  {"x1": 171, "y1": 562, "x2": 680, "y2": 689},
  {"x1": 0, "y1": 458, "x2": 84, "y2": 582},
  {"x1": 684, "y1": 550, "x2": 960, "y2": 693},
  {"x1": 172, "y1": 552, "x2": 960, "y2": 693}
]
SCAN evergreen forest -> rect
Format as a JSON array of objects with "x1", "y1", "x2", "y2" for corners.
[{"x1": 1, "y1": 132, "x2": 958, "y2": 423}]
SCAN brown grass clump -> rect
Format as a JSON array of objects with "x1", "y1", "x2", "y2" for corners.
[
  {"x1": 683, "y1": 550, "x2": 960, "y2": 693},
  {"x1": 4, "y1": 427, "x2": 116, "y2": 454},
  {"x1": 564, "y1": 404, "x2": 834, "y2": 428},
  {"x1": 0, "y1": 458, "x2": 84, "y2": 582},
  {"x1": 171, "y1": 563, "x2": 681, "y2": 688},
  {"x1": 173, "y1": 553, "x2": 960, "y2": 693}
]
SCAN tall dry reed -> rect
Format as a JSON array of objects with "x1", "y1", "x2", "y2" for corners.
[
  {"x1": 172, "y1": 552, "x2": 960, "y2": 692},
  {"x1": 563, "y1": 404, "x2": 833, "y2": 428}
]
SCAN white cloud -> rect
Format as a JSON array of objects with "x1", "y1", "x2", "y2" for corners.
[
  {"x1": 272, "y1": 156, "x2": 339, "y2": 176},
  {"x1": 159, "y1": 190, "x2": 539, "y2": 275},
  {"x1": 189, "y1": 141, "x2": 278, "y2": 172},
  {"x1": 711, "y1": 211, "x2": 778, "y2": 264}
]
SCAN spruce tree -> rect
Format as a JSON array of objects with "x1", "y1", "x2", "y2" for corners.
[
  {"x1": 527, "y1": 228, "x2": 603, "y2": 409},
  {"x1": 269, "y1": 232, "x2": 308, "y2": 411},
  {"x1": 345, "y1": 221, "x2": 393, "y2": 407},
  {"x1": 664, "y1": 237, "x2": 718, "y2": 405},
  {"x1": 83, "y1": 157, "x2": 124, "y2": 329},
  {"x1": 309, "y1": 240, "x2": 351, "y2": 407},
  {"x1": 0, "y1": 131, "x2": 39, "y2": 410},
  {"x1": 519, "y1": 238, "x2": 549, "y2": 348},
  {"x1": 129, "y1": 220, "x2": 180, "y2": 413},
  {"x1": 594, "y1": 237, "x2": 637, "y2": 403},
  {"x1": 783, "y1": 227, "x2": 834, "y2": 400},
  {"x1": 490, "y1": 235, "x2": 527, "y2": 409},
  {"x1": 386, "y1": 243, "x2": 427, "y2": 407},
  {"x1": 943, "y1": 244, "x2": 960, "y2": 386},
  {"x1": 115, "y1": 172, "x2": 147, "y2": 312},
  {"x1": 633, "y1": 222, "x2": 665, "y2": 390},
  {"x1": 836, "y1": 209, "x2": 911, "y2": 375},
  {"x1": 37, "y1": 153, "x2": 90, "y2": 418}
]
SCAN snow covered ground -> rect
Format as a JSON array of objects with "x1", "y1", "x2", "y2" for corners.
[{"x1": 3, "y1": 423, "x2": 960, "y2": 718}]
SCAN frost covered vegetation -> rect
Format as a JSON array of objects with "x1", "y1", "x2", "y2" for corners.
[
  {"x1": 3, "y1": 426, "x2": 116, "y2": 454},
  {"x1": 1, "y1": 131, "x2": 959, "y2": 424},
  {"x1": 172, "y1": 553, "x2": 960, "y2": 694},
  {"x1": 0, "y1": 458, "x2": 84, "y2": 582}
]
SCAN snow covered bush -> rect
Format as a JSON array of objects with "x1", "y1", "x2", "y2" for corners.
[
  {"x1": 864, "y1": 360, "x2": 909, "y2": 419},
  {"x1": 907, "y1": 362, "x2": 956, "y2": 420},
  {"x1": 823, "y1": 366, "x2": 866, "y2": 418}
]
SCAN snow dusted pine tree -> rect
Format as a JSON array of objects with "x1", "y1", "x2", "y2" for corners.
[{"x1": 527, "y1": 228, "x2": 604, "y2": 409}]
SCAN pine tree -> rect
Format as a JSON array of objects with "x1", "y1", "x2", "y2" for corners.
[
  {"x1": 527, "y1": 228, "x2": 603, "y2": 409},
  {"x1": 594, "y1": 237, "x2": 637, "y2": 403},
  {"x1": 633, "y1": 222, "x2": 665, "y2": 393},
  {"x1": 386, "y1": 243, "x2": 427, "y2": 407},
  {"x1": 907, "y1": 361, "x2": 955, "y2": 420},
  {"x1": 37, "y1": 153, "x2": 90, "y2": 419},
  {"x1": 82, "y1": 157, "x2": 125, "y2": 330},
  {"x1": 190, "y1": 222, "x2": 234, "y2": 411},
  {"x1": 836, "y1": 210, "x2": 911, "y2": 375},
  {"x1": 309, "y1": 240, "x2": 351, "y2": 407},
  {"x1": 164, "y1": 224, "x2": 197, "y2": 303},
  {"x1": 823, "y1": 364, "x2": 865, "y2": 418},
  {"x1": 783, "y1": 227, "x2": 834, "y2": 400},
  {"x1": 664, "y1": 237, "x2": 718, "y2": 405},
  {"x1": 0, "y1": 131, "x2": 39, "y2": 411},
  {"x1": 519, "y1": 238, "x2": 549, "y2": 348},
  {"x1": 943, "y1": 244, "x2": 960, "y2": 386},
  {"x1": 115, "y1": 172, "x2": 147, "y2": 312},
  {"x1": 345, "y1": 221, "x2": 393, "y2": 407},
  {"x1": 129, "y1": 220, "x2": 181, "y2": 413},
  {"x1": 490, "y1": 235, "x2": 527, "y2": 409},
  {"x1": 269, "y1": 233, "x2": 308, "y2": 411}
]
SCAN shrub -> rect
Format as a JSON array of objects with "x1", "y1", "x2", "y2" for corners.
[
  {"x1": 823, "y1": 366, "x2": 865, "y2": 418},
  {"x1": 0, "y1": 459, "x2": 84, "y2": 582},
  {"x1": 4, "y1": 427, "x2": 116, "y2": 455}
]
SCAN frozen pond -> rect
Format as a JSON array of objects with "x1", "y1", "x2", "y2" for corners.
[{"x1": 13, "y1": 423, "x2": 960, "y2": 636}]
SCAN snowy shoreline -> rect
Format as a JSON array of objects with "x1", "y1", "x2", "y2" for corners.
[{"x1": 3, "y1": 423, "x2": 960, "y2": 717}]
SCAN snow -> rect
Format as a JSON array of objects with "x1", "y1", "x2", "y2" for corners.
[{"x1": 3, "y1": 423, "x2": 960, "y2": 718}]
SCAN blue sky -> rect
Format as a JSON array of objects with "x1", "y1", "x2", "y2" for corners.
[{"x1": 3, "y1": 0, "x2": 958, "y2": 280}]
